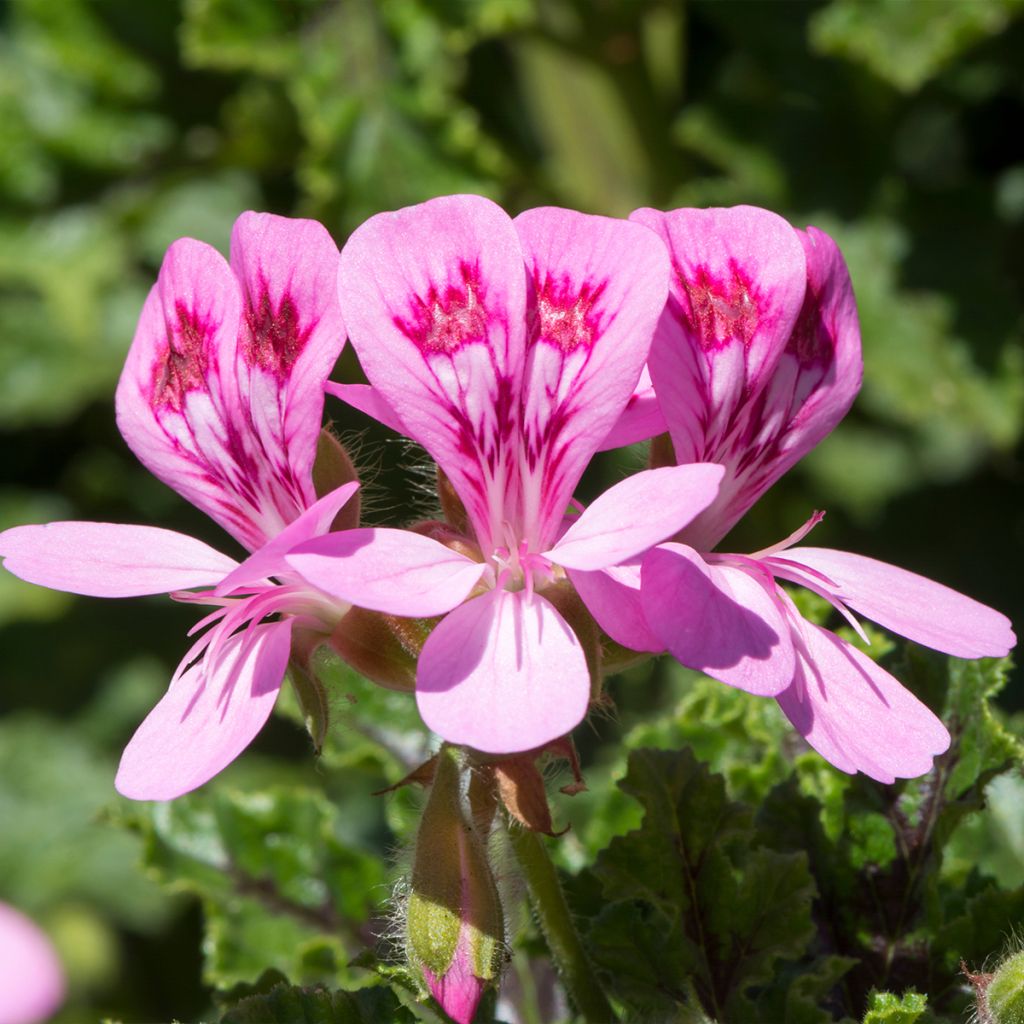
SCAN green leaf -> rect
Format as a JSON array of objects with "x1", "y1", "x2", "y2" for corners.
[
  {"x1": 861, "y1": 989, "x2": 927, "y2": 1024},
  {"x1": 219, "y1": 982, "x2": 414, "y2": 1024},
  {"x1": 583, "y1": 748, "x2": 816, "y2": 1020}
]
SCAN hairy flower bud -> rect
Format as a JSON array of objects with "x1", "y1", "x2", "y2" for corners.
[
  {"x1": 311, "y1": 429, "x2": 360, "y2": 531},
  {"x1": 407, "y1": 746, "x2": 504, "y2": 1024}
]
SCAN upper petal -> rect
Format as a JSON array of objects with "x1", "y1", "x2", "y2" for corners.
[
  {"x1": 642, "y1": 543, "x2": 795, "y2": 696},
  {"x1": 569, "y1": 561, "x2": 664, "y2": 653},
  {"x1": 596, "y1": 366, "x2": 669, "y2": 451},
  {"x1": 776, "y1": 619, "x2": 950, "y2": 783},
  {"x1": 0, "y1": 521, "x2": 237, "y2": 597},
  {"x1": 116, "y1": 215, "x2": 344, "y2": 553},
  {"x1": 287, "y1": 527, "x2": 486, "y2": 618},
  {"x1": 514, "y1": 208, "x2": 670, "y2": 549},
  {"x1": 547, "y1": 464, "x2": 723, "y2": 571},
  {"x1": 324, "y1": 381, "x2": 408, "y2": 435},
  {"x1": 230, "y1": 212, "x2": 347, "y2": 520},
  {"x1": 784, "y1": 546, "x2": 1015, "y2": 659},
  {"x1": 338, "y1": 195, "x2": 526, "y2": 553},
  {"x1": 115, "y1": 618, "x2": 292, "y2": 800},
  {"x1": 416, "y1": 589, "x2": 591, "y2": 753}
]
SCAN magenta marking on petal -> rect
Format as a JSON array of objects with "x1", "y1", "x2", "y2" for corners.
[
  {"x1": 676, "y1": 260, "x2": 761, "y2": 352},
  {"x1": 152, "y1": 302, "x2": 213, "y2": 411},
  {"x1": 530, "y1": 272, "x2": 607, "y2": 353},
  {"x1": 242, "y1": 282, "x2": 316, "y2": 377},
  {"x1": 396, "y1": 260, "x2": 491, "y2": 354},
  {"x1": 787, "y1": 280, "x2": 836, "y2": 370}
]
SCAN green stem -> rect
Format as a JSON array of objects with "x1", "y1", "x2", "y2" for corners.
[{"x1": 508, "y1": 824, "x2": 618, "y2": 1024}]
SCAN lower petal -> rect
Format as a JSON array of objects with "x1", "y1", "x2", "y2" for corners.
[
  {"x1": 570, "y1": 561, "x2": 663, "y2": 653},
  {"x1": 287, "y1": 528, "x2": 485, "y2": 617},
  {"x1": 115, "y1": 619, "x2": 292, "y2": 800},
  {"x1": 776, "y1": 620, "x2": 950, "y2": 783},
  {"x1": 642, "y1": 543, "x2": 795, "y2": 696},
  {"x1": 0, "y1": 522, "x2": 237, "y2": 598},
  {"x1": 785, "y1": 546, "x2": 1015, "y2": 659},
  {"x1": 416, "y1": 589, "x2": 590, "y2": 753}
]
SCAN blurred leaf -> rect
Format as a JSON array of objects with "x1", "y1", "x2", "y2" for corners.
[
  {"x1": 0, "y1": 714, "x2": 170, "y2": 929},
  {"x1": 810, "y1": 0, "x2": 1023, "y2": 94},
  {"x1": 123, "y1": 786, "x2": 387, "y2": 989}
]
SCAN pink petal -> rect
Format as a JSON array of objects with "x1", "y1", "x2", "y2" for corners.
[
  {"x1": 0, "y1": 902, "x2": 65, "y2": 1024},
  {"x1": 597, "y1": 367, "x2": 669, "y2": 450},
  {"x1": 784, "y1": 547, "x2": 1016, "y2": 659},
  {"x1": 776, "y1": 620, "x2": 949, "y2": 782},
  {"x1": 693, "y1": 226, "x2": 862, "y2": 545},
  {"x1": 642, "y1": 543, "x2": 795, "y2": 695},
  {"x1": 570, "y1": 561, "x2": 664, "y2": 653},
  {"x1": 633, "y1": 206, "x2": 810, "y2": 549},
  {"x1": 230, "y1": 212, "x2": 346, "y2": 515},
  {"x1": 513, "y1": 208, "x2": 670, "y2": 549},
  {"x1": 546, "y1": 463, "x2": 724, "y2": 571},
  {"x1": 417, "y1": 589, "x2": 591, "y2": 753},
  {"x1": 0, "y1": 521, "x2": 237, "y2": 597},
  {"x1": 287, "y1": 528, "x2": 486, "y2": 617},
  {"x1": 115, "y1": 238, "x2": 267, "y2": 548},
  {"x1": 424, "y1": 931, "x2": 486, "y2": 1024},
  {"x1": 116, "y1": 215, "x2": 343, "y2": 554},
  {"x1": 338, "y1": 195, "x2": 526, "y2": 553},
  {"x1": 215, "y1": 481, "x2": 359, "y2": 593},
  {"x1": 324, "y1": 381, "x2": 408, "y2": 435},
  {"x1": 116, "y1": 619, "x2": 292, "y2": 800}
]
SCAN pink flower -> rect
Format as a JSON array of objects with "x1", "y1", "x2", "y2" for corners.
[
  {"x1": 287, "y1": 196, "x2": 724, "y2": 753},
  {"x1": 0, "y1": 902, "x2": 65, "y2": 1024},
  {"x1": 588, "y1": 205, "x2": 1015, "y2": 782},
  {"x1": 0, "y1": 213, "x2": 352, "y2": 800}
]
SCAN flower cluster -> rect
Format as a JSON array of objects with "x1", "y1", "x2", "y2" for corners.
[{"x1": 0, "y1": 196, "x2": 1014, "y2": 1017}]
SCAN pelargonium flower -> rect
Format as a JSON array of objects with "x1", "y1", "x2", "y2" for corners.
[
  {"x1": 0, "y1": 212, "x2": 353, "y2": 799},
  {"x1": 587, "y1": 205, "x2": 1015, "y2": 782},
  {"x1": 0, "y1": 902, "x2": 65, "y2": 1024},
  {"x1": 287, "y1": 195, "x2": 724, "y2": 753}
]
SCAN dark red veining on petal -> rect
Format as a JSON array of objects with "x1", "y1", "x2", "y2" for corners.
[
  {"x1": 786, "y1": 283, "x2": 835, "y2": 370},
  {"x1": 677, "y1": 260, "x2": 759, "y2": 351},
  {"x1": 243, "y1": 282, "x2": 315, "y2": 378},
  {"x1": 529, "y1": 272, "x2": 606, "y2": 353},
  {"x1": 396, "y1": 261, "x2": 489, "y2": 354},
  {"x1": 152, "y1": 302, "x2": 212, "y2": 411}
]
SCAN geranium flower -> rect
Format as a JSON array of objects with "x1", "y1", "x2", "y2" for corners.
[
  {"x1": 287, "y1": 195, "x2": 723, "y2": 753},
  {"x1": 0, "y1": 213, "x2": 352, "y2": 799},
  {"x1": 584, "y1": 205, "x2": 1015, "y2": 782}
]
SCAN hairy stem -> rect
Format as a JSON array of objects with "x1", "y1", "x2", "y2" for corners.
[{"x1": 508, "y1": 824, "x2": 618, "y2": 1024}]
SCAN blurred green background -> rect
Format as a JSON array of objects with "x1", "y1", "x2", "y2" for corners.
[{"x1": 0, "y1": 0, "x2": 1021, "y2": 1019}]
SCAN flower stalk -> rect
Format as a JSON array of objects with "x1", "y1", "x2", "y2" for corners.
[{"x1": 508, "y1": 824, "x2": 617, "y2": 1024}]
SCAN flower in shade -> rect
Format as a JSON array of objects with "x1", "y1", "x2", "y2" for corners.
[
  {"x1": 583, "y1": 205, "x2": 1015, "y2": 782},
  {"x1": 288, "y1": 195, "x2": 724, "y2": 754},
  {"x1": 0, "y1": 902, "x2": 65, "y2": 1024},
  {"x1": 0, "y1": 212, "x2": 354, "y2": 799}
]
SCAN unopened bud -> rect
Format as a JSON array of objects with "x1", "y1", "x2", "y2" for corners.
[
  {"x1": 312, "y1": 429, "x2": 360, "y2": 530},
  {"x1": 985, "y1": 950, "x2": 1024, "y2": 1024},
  {"x1": 407, "y1": 746, "x2": 504, "y2": 1024},
  {"x1": 327, "y1": 607, "x2": 434, "y2": 692}
]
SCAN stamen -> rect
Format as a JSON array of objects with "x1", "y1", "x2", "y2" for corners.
[{"x1": 750, "y1": 510, "x2": 826, "y2": 559}]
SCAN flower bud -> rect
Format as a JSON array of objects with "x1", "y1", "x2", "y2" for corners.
[
  {"x1": 407, "y1": 746, "x2": 504, "y2": 1024},
  {"x1": 984, "y1": 950, "x2": 1024, "y2": 1024},
  {"x1": 312, "y1": 428, "x2": 360, "y2": 530},
  {"x1": 0, "y1": 902, "x2": 65, "y2": 1024},
  {"x1": 327, "y1": 607, "x2": 432, "y2": 692}
]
